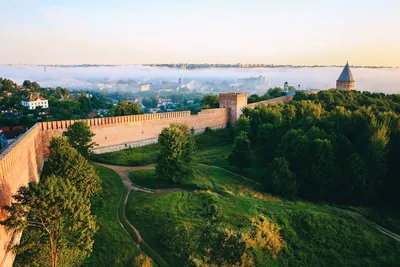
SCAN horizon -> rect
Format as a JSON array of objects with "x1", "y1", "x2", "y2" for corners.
[{"x1": 1, "y1": 0, "x2": 399, "y2": 66}]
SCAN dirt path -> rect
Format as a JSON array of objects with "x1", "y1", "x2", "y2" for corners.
[
  {"x1": 95, "y1": 162, "x2": 183, "y2": 194},
  {"x1": 337, "y1": 208, "x2": 400, "y2": 243}
]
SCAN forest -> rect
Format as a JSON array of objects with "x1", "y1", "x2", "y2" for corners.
[{"x1": 234, "y1": 89, "x2": 400, "y2": 207}]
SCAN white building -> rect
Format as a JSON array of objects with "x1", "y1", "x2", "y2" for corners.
[
  {"x1": 21, "y1": 93, "x2": 49, "y2": 110},
  {"x1": 140, "y1": 84, "x2": 151, "y2": 91}
]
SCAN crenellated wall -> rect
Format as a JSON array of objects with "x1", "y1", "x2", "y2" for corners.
[
  {"x1": 40, "y1": 108, "x2": 228, "y2": 156},
  {"x1": 0, "y1": 90, "x2": 313, "y2": 266},
  {"x1": 0, "y1": 124, "x2": 44, "y2": 267}
]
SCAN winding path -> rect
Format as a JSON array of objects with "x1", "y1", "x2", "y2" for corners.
[{"x1": 94, "y1": 162, "x2": 400, "y2": 253}]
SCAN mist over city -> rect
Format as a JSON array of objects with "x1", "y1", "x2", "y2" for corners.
[
  {"x1": 1, "y1": 0, "x2": 400, "y2": 267},
  {"x1": 1, "y1": 65, "x2": 399, "y2": 94}
]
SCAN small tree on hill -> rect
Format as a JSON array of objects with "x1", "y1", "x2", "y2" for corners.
[
  {"x1": 0, "y1": 176, "x2": 97, "y2": 267},
  {"x1": 156, "y1": 123, "x2": 195, "y2": 183},
  {"x1": 48, "y1": 136, "x2": 101, "y2": 198},
  {"x1": 228, "y1": 131, "x2": 252, "y2": 171},
  {"x1": 265, "y1": 157, "x2": 297, "y2": 198},
  {"x1": 115, "y1": 100, "x2": 142, "y2": 116},
  {"x1": 63, "y1": 121, "x2": 96, "y2": 157},
  {"x1": 201, "y1": 94, "x2": 219, "y2": 109}
]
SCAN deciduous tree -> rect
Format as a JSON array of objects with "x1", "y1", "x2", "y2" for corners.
[
  {"x1": 228, "y1": 131, "x2": 252, "y2": 171},
  {"x1": 114, "y1": 100, "x2": 142, "y2": 116},
  {"x1": 62, "y1": 121, "x2": 96, "y2": 157},
  {"x1": 156, "y1": 123, "x2": 195, "y2": 182},
  {"x1": 48, "y1": 136, "x2": 101, "y2": 198},
  {"x1": 0, "y1": 176, "x2": 97, "y2": 267}
]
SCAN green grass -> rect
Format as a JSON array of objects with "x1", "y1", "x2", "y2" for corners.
[
  {"x1": 92, "y1": 128, "x2": 264, "y2": 183},
  {"x1": 91, "y1": 128, "x2": 400, "y2": 266},
  {"x1": 126, "y1": 188, "x2": 400, "y2": 267},
  {"x1": 83, "y1": 165, "x2": 142, "y2": 267},
  {"x1": 91, "y1": 143, "x2": 160, "y2": 166},
  {"x1": 129, "y1": 165, "x2": 262, "y2": 197}
]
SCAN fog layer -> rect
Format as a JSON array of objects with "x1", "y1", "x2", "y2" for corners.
[{"x1": 0, "y1": 65, "x2": 399, "y2": 93}]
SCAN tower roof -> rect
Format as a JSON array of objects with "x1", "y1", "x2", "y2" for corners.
[{"x1": 337, "y1": 62, "x2": 355, "y2": 82}]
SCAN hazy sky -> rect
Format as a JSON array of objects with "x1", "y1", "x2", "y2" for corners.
[{"x1": 1, "y1": 0, "x2": 399, "y2": 65}]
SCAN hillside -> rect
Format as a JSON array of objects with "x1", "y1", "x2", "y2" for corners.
[{"x1": 94, "y1": 129, "x2": 400, "y2": 266}]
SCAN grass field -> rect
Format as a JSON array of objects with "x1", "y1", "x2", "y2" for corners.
[
  {"x1": 91, "y1": 143, "x2": 160, "y2": 166},
  {"x1": 92, "y1": 128, "x2": 400, "y2": 266},
  {"x1": 92, "y1": 128, "x2": 264, "y2": 182},
  {"x1": 83, "y1": 165, "x2": 143, "y2": 267},
  {"x1": 126, "y1": 177, "x2": 400, "y2": 266},
  {"x1": 129, "y1": 165, "x2": 262, "y2": 197}
]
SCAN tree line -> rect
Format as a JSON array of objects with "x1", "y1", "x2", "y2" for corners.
[{"x1": 229, "y1": 89, "x2": 400, "y2": 207}]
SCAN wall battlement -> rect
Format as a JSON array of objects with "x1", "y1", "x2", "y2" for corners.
[{"x1": 0, "y1": 91, "x2": 305, "y2": 266}]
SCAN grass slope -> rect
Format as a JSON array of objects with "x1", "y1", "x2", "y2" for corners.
[
  {"x1": 91, "y1": 128, "x2": 264, "y2": 181},
  {"x1": 83, "y1": 165, "x2": 142, "y2": 267},
  {"x1": 126, "y1": 180, "x2": 400, "y2": 266},
  {"x1": 129, "y1": 165, "x2": 262, "y2": 197}
]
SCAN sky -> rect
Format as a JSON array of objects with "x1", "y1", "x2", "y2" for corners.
[{"x1": 1, "y1": 0, "x2": 400, "y2": 66}]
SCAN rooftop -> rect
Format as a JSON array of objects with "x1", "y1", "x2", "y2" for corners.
[
  {"x1": 337, "y1": 62, "x2": 355, "y2": 82},
  {"x1": 24, "y1": 93, "x2": 46, "y2": 102}
]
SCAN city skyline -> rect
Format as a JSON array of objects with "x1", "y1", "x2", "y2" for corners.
[{"x1": 1, "y1": 0, "x2": 400, "y2": 66}]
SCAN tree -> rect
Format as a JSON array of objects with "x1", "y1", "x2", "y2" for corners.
[
  {"x1": 235, "y1": 115, "x2": 251, "y2": 136},
  {"x1": 228, "y1": 131, "x2": 252, "y2": 171},
  {"x1": 48, "y1": 136, "x2": 101, "y2": 198},
  {"x1": 265, "y1": 157, "x2": 297, "y2": 198},
  {"x1": 62, "y1": 121, "x2": 96, "y2": 157},
  {"x1": 0, "y1": 176, "x2": 97, "y2": 267},
  {"x1": 115, "y1": 100, "x2": 142, "y2": 116},
  {"x1": 267, "y1": 87, "x2": 286, "y2": 98},
  {"x1": 201, "y1": 94, "x2": 219, "y2": 109},
  {"x1": 23, "y1": 80, "x2": 33, "y2": 89},
  {"x1": 142, "y1": 97, "x2": 158, "y2": 108},
  {"x1": 156, "y1": 123, "x2": 195, "y2": 183}
]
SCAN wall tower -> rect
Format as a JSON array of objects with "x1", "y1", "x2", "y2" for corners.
[
  {"x1": 219, "y1": 92, "x2": 248, "y2": 125},
  {"x1": 336, "y1": 62, "x2": 355, "y2": 90}
]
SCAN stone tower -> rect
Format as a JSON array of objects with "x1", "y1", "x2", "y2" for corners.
[
  {"x1": 219, "y1": 92, "x2": 248, "y2": 125},
  {"x1": 336, "y1": 62, "x2": 355, "y2": 90}
]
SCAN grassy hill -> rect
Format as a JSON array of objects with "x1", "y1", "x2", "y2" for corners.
[
  {"x1": 126, "y1": 166, "x2": 400, "y2": 266},
  {"x1": 84, "y1": 166, "x2": 145, "y2": 267},
  {"x1": 93, "y1": 128, "x2": 400, "y2": 266}
]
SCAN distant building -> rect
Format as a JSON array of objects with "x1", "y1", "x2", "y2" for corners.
[
  {"x1": 21, "y1": 93, "x2": 49, "y2": 110},
  {"x1": 140, "y1": 83, "x2": 151, "y2": 91},
  {"x1": 336, "y1": 62, "x2": 355, "y2": 90},
  {"x1": 284, "y1": 81, "x2": 289, "y2": 92},
  {"x1": 237, "y1": 75, "x2": 266, "y2": 87},
  {"x1": 178, "y1": 78, "x2": 183, "y2": 86}
]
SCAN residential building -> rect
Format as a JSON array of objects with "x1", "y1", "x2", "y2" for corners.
[
  {"x1": 21, "y1": 93, "x2": 49, "y2": 110},
  {"x1": 140, "y1": 83, "x2": 151, "y2": 91}
]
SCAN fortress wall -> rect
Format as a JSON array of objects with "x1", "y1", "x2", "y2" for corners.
[
  {"x1": 41, "y1": 108, "x2": 228, "y2": 155},
  {"x1": 0, "y1": 108, "x2": 227, "y2": 266},
  {"x1": 0, "y1": 124, "x2": 44, "y2": 267}
]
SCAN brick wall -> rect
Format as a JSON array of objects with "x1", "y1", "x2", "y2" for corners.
[
  {"x1": 40, "y1": 108, "x2": 228, "y2": 156},
  {"x1": 0, "y1": 108, "x2": 229, "y2": 266},
  {"x1": 0, "y1": 124, "x2": 44, "y2": 267}
]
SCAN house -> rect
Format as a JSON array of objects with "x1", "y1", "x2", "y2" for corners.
[
  {"x1": 0, "y1": 126, "x2": 26, "y2": 147},
  {"x1": 140, "y1": 83, "x2": 151, "y2": 91},
  {"x1": 21, "y1": 93, "x2": 49, "y2": 110}
]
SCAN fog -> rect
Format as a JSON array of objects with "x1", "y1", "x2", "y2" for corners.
[{"x1": 0, "y1": 65, "x2": 399, "y2": 94}]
